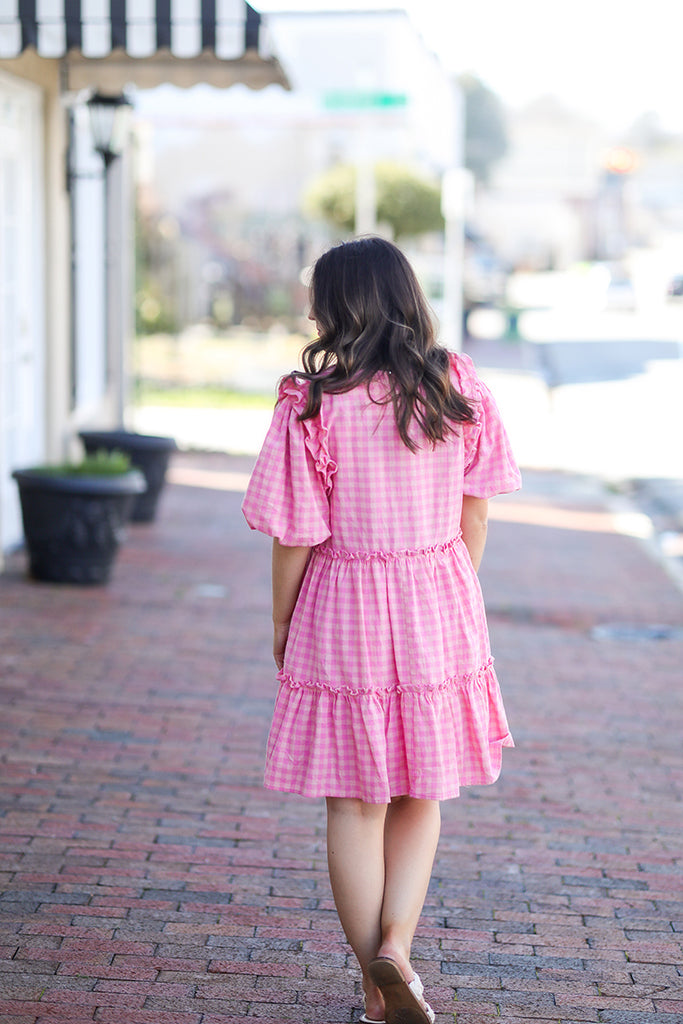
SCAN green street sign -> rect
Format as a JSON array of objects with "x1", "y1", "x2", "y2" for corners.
[{"x1": 323, "y1": 91, "x2": 408, "y2": 111}]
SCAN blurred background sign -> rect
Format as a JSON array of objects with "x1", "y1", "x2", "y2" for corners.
[{"x1": 323, "y1": 91, "x2": 408, "y2": 111}]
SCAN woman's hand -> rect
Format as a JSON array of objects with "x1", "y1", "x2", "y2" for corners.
[{"x1": 273, "y1": 620, "x2": 290, "y2": 671}]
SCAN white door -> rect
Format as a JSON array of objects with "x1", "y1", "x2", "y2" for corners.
[{"x1": 0, "y1": 73, "x2": 45, "y2": 553}]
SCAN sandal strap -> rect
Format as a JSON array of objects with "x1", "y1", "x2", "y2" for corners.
[
  {"x1": 408, "y1": 973, "x2": 435, "y2": 1024},
  {"x1": 361, "y1": 993, "x2": 386, "y2": 1023},
  {"x1": 408, "y1": 973, "x2": 425, "y2": 999}
]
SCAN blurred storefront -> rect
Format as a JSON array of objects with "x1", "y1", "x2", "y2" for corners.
[{"x1": 0, "y1": 1, "x2": 288, "y2": 558}]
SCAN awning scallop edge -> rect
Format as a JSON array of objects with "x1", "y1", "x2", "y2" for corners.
[{"x1": 0, "y1": 1, "x2": 290, "y2": 91}]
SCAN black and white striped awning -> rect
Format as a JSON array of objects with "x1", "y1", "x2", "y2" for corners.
[{"x1": 0, "y1": 1, "x2": 289, "y2": 91}]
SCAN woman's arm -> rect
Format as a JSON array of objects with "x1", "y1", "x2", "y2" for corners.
[
  {"x1": 272, "y1": 538, "x2": 312, "y2": 670},
  {"x1": 460, "y1": 495, "x2": 489, "y2": 572}
]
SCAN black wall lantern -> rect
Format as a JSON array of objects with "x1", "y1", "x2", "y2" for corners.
[{"x1": 86, "y1": 92, "x2": 133, "y2": 167}]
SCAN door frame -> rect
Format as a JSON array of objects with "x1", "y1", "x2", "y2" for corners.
[{"x1": 0, "y1": 69, "x2": 46, "y2": 555}]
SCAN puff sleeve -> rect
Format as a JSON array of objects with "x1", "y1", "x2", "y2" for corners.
[
  {"x1": 242, "y1": 378, "x2": 336, "y2": 546},
  {"x1": 452, "y1": 353, "x2": 522, "y2": 498}
]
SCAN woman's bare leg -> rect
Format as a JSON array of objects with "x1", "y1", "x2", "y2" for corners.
[
  {"x1": 326, "y1": 796, "x2": 441, "y2": 1019},
  {"x1": 326, "y1": 797, "x2": 387, "y2": 1020},
  {"x1": 376, "y1": 796, "x2": 441, "y2": 977}
]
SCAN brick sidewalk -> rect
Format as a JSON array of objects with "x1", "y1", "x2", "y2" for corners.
[{"x1": 1, "y1": 452, "x2": 682, "y2": 1024}]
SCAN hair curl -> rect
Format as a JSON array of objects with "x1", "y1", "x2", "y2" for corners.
[{"x1": 290, "y1": 237, "x2": 476, "y2": 452}]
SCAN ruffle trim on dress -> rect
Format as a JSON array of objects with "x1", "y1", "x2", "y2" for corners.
[
  {"x1": 449, "y1": 352, "x2": 485, "y2": 472},
  {"x1": 315, "y1": 533, "x2": 463, "y2": 563},
  {"x1": 265, "y1": 654, "x2": 513, "y2": 802},
  {"x1": 279, "y1": 376, "x2": 338, "y2": 492},
  {"x1": 449, "y1": 351, "x2": 484, "y2": 408},
  {"x1": 277, "y1": 657, "x2": 495, "y2": 697}
]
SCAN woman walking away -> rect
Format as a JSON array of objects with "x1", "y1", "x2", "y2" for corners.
[{"x1": 242, "y1": 237, "x2": 521, "y2": 1024}]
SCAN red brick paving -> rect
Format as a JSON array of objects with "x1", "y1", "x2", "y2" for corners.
[{"x1": 1, "y1": 452, "x2": 682, "y2": 1023}]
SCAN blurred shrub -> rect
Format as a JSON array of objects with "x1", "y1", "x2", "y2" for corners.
[{"x1": 304, "y1": 161, "x2": 444, "y2": 239}]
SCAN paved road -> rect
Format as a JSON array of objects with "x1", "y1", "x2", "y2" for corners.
[
  {"x1": 465, "y1": 331, "x2": 683, "y2": 583},
  {"x1": 1, "y1": 452, "x2": 682, "y2": 1023}
]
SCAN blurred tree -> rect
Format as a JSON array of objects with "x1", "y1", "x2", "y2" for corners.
[
  {"x1": 303, "y1": 161, "x2": 444, "y2": 238},
  {"x1": 459, "y1": 74, "x2": 508, "y2": 185}
]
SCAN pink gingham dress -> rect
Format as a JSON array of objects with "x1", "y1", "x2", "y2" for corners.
[{"x1": 242, "y1": 352, "x2": 521, "y2": 803}]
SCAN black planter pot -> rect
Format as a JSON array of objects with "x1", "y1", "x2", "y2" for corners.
[
  {"x1": 12, "y1": 468, "x2": 146, "y2": 584},
  {"x1": 79, "y1": 430, "x2": 177, "y2": 522}
]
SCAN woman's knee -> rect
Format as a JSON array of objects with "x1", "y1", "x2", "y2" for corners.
[
  {"x1": 389, "y1": 795, "x2": 439, "y2": 810},
  {"x1": 327, "y1": 796, "x2": 388, "y2": 820},
  {"x1": 387, "y1": 797, "x2": 441, "y2": 825}
]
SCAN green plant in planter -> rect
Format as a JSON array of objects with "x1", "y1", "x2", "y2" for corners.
[
  {"x1": 12, "y1": 451, "x2": 146, "y2": 585},
  {"x1": 35, "y1": 449, "x2": 132, "y2": 476},
  {"x1": 79, "y1": 431, "x2": 177, "y2": 522}
]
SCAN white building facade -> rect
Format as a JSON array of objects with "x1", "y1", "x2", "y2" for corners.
[{"x1": 0, "y1": 0, "x2": 287, "y2": 560}]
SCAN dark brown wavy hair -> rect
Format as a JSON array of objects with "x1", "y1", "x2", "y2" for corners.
[{"x1": 290, "y1": 236, "x2": 476, "y2": 452}]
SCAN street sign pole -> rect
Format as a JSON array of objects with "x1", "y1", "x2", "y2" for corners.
[
  {"x1": 355, "y1": 120, "x2": 377, "y2": 235},
  {"x1": 441, "y1": 167, "x2": 473, "y2": 353},
  {"x1": 323, "y1": 92, "x2": 408, "y2": 238}
]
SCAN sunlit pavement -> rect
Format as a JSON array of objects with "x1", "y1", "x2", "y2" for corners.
[
  {"x1": 132, "y1": 308, "x2": 683, "y2": 592},
  {"x1": 467, "y1": 305, "x2": 683, "y2": 574},
  {"x1": 480, "y1": 358, "x2": 683, "y2": 482},
  {"x1": 1, "y1": 447, "x2": 682, "y2": 1023},
  {"x1": 133, "y1": 356, "x2": 683, "y2": 482},
  {"x1": 479, "y1": 304, "x2": 683, "y2": 484},
  {"x1": 133, "y1": 302, "x2": 683, "y2": 484}
]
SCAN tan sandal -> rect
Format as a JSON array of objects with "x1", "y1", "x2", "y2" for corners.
[{"x1": 368, "y1": 957, "x2": 435, "y2": 1024}]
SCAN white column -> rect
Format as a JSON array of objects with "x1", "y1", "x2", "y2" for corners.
[{"x1": 107, "y1": 146, "x2": 133, "y2": 426}]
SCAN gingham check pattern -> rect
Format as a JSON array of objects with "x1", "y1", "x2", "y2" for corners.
[{"x1": 243, "y1": 353, "x2": 522, "y2": 802}]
